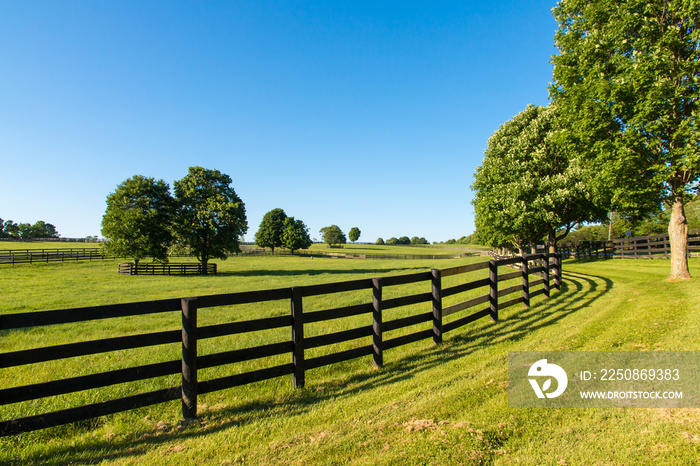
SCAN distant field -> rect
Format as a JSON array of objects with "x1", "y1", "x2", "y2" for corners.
[
  {"x1": 0, "y1": 241, "x2": 104, "y2": 250},
  {"x1": 1, "y1": 256, "x2": 699, "y2": 465}
]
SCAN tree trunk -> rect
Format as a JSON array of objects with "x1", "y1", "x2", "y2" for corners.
[
  {"x1": 547, "y1": 228, "x2": 558, "y2": 254},
  {"x1": 201, "y1": 251, "x2": 208, "y2": 275},
  {"x1": 668, "y1": 196, "x2": 691, "y2": 280}
]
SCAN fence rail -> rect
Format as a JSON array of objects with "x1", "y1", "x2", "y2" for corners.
[
  {"x1": 238, "y1": 246, "x2": 472, "y2": 260},
  {"x1": 1, "y1": 246, "x2": 474, "y2": 266},
  {"x1": 560, "y1": 229, "x2": 700, "y2": 260},
  {"x1": 117, "y1": 262, "x2": 217, "y2": 275},
  {"x1": 0, "y1": 254, "x2": 561, "y2": 437},
  {"x1": 0, "y1": 248, "x2": 111, "y2": 265}
]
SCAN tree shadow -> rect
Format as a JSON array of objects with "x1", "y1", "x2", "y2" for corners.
[{"x1": 5, "y1": 271, "x2": 613, "y2": 465}]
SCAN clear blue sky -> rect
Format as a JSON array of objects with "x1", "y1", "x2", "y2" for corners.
[{"x1": 0, "y1": 1, "x2": 558, "y2": 243}]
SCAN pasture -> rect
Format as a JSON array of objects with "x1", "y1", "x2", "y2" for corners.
[{"x1": 1, "y1": 249, "x2": 699, "y2": 465}]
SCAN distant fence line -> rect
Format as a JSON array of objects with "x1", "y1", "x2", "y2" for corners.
[
  {"x1": 118, "y1": 262, "x2": 217, "y2": 275},
  {"x1": 0, "y1": 253, "x2": 561, "y2": 436},
  {"x1": 0, "y1": 248, "x2": 113, "y2": 265},
  {"x1": 0, "y1": 246, "x2": 477, "y2": 266},
  {"x1": 560, "y1": 229, "x2": 700, "y2": 260},
  {"x1": 238, "y1": 246, "x2": 475, "y2": 261}
]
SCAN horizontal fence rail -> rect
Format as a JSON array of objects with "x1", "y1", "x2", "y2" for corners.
[
  {"x1": 117, "y1": 262, "x2": 218, "y2": 275},
  {"x1": 0, "y1": 254, "x2": 561, "y2": 436},
  {"x1": 238, "y1": 246, "x2": 475, "y2": 260},
  {"x1": 560, "y1": 229, "x2": 700, "y2": 260},
  {"x1": 0, "y1": 248, "x2": 112, "y2": 265},
  {"x1": 1, "y1": 247, "x2": 476, "y2": 267}
]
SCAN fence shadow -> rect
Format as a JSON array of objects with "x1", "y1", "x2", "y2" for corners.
[{"x1": 7, "y1": 271, "x2": 613, "y2": 465}]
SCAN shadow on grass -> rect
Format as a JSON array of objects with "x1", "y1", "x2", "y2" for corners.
[{"x1": 3, "y1": 271, "x2": 612, "y2": 465}]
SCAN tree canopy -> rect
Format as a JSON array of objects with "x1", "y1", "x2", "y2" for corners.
[
  {"x1": 551, "y1": 0, "x2": 700, "y2": 279},
  {"x1": 471, "y1": 104, "x2": 605, "y2": 253},
  {"x1": 320, "y1": 225, "x2": 346, "y2": 246},
  {"x1": 0, "y1": 218, "x2": 60, "y2": 239},
  {"x1": 255, "y1": 208, "x2": 287, "y2": 252},
  {"x1": 349, "y1": 227, "x2": 361, "y2": 243},
  {"x1": 173, "y1": 166, "x2": 247, "y2": 272},
  {"x1": 281, "y1": 217, "x2": 312, "y2": 253},
  {"x1": 101, "y1": 175, "x2": 175, "y2": 265}
]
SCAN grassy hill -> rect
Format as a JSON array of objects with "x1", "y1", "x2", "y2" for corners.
[{"x1": 1, "y1": 255, "x2": 699, "y2": 465}]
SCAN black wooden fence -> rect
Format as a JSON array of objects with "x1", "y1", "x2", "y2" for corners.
[
  {"x1": 118, "y1": 262, "x2": 218, "y2": 275},
  {"x1": 560, "y1": 229, "x2": 700, "y2": 260},
  {"x1": 238, "y1": 246, "x2": 472, "y2": 260},
  {"x1": 0, "y1": 248, "x2": 110, "y2": 265},
  {"x1": 0, "y1": 254, "x2": 560, "y2": 437}
]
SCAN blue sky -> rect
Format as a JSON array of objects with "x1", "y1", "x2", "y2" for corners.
[{"x1": 0, "y1": 1, "x2": 558, "y2": 243}]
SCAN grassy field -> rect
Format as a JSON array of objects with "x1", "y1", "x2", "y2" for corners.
[
  {"x1": 0, "y1": 241, "x2": 484, "y2": 256},
  {"x1": 1, "y1": 253, "x2": 699, "y2": 465}
]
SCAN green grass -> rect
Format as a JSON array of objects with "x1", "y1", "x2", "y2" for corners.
[
  {"x1": 0, "y1": 241, "x2": 104, "y2": 250},
  {"x1": 1, "y1": 255, "x2": 699, "y2": 465}
]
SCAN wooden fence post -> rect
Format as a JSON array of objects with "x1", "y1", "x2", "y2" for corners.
[
  {"x1": 291, "y1": 287, "x2": 305, "y2": 388},
  {"x1": 522, "y1": 256, "x2": 530, "y2": 308},
  {"x1": 431, "y1": 269, "x2": 443, "y2": 345},
  {"x1": 543, "y1": 254, "x2": 550, "y2": 298},
  {"x1": 489, "y1": 260, "x2": 498, "y2": 322},
  {"x1": 372, "y1": 278, "x2": 383, "y2": 368},
  {"x1": 554, "y1": 253, "x2": 561, "y2": 291},
  {"x1": 181, "y1": 297, "x2": 198, "y2": 419}
]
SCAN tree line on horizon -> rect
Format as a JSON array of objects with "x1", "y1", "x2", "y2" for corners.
[
  {"x1": 375, "y1": 236, "x2": 429, "y2": 245},
  {"x1": 0, "y1": 218, "x2": 60, "y2": 239},
  {"x1": 471, "y1": 0, "x2": 700, "y2": 280}
]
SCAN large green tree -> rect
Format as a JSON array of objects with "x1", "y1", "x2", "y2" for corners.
[
  {"x1": 174, "y1": 167, "x2": 247, "y2": 273},
  {"x1": 25, "y1": 221, "x2": 59, "y2": 239},
  {"x1": 255, "y1": 208, "x2": 288, "y2": 252},
  {"x1": 101, "y1": 175, "x2": 176, "y2": 266},
  {"x1": 320, "y1": 225, "x2": 346, "y2": 246},
  {"x1": 281, "y1": 217, "x2": 312, "y2": 254},
  {"x1": 471, "y1": 104, "x2": 605, "y2": 253},
  {"x1": 348, "y1": 227, "x2": 361, "y2": 243},
  {"x1": 551, "y1": 0, "x2": 700, "y2": 279}
]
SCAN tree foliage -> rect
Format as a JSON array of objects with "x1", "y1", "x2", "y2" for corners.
[
  {"x1": 471, "y1": 104, "x2": 605, "y2": 252},
  {"x1": 173, "y1": 167, "x2": 247, "y2": 271},
  {"x1": 320, "y1": 225, "x2": 346, "y2": 246},
  {"x1": 255, "y1": 208, "x2": 287, "y2": 252},
  {"x1": 281, "y1": 217, "x2": 312, "y2": 253},
  {"x1": 349, "y1": 227, "x2": 361, "y2": 243},
  {"x1": 101, "y1": 175, "x2": 175, "y2": 265},
  {"x1": 551, "y1": 0, "x2": 700, "y2": 278},
  {"x1": 0, "y1": 218, "x2": 59, "y2": 239}
]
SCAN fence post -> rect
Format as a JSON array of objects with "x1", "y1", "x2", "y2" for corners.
[
  {"x1": 543, "y1": 253, "x2": 550, "y2": 298},
  {"x1": 522, "y1": 256, "x2": 530, "y2": 308},
  {"x1": 372, "y1": 278, "x2": 383, "y2": 368},
  {"x1": 554, "y1": 253, "x2": 561, "y2": 291},
  {"x1": 291, "y1": 287, "x2": 305, "y2": 389},
  {"x1": 181, "y1": 297, "x2": 198, "y2": 419},
  {"x1": 489, "y1": 260, "x2": 498, "y2": 322},
  {"x1": 431, "y1": 269, "x2": 443, "y2": 345}
]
